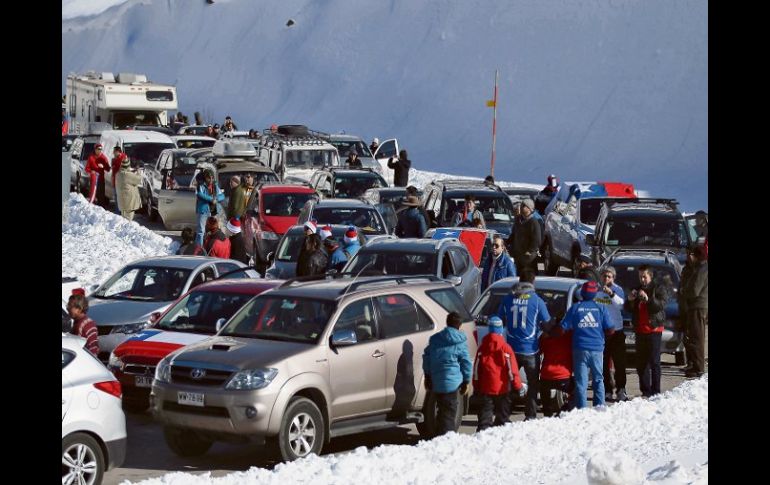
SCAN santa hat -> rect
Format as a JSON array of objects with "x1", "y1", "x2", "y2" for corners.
[
  {"x1": 71, "y1": 288, "x2": 86, "y2": 296},
  {"x1": 319, "y1": 225, "x2": 333, "y2": 240},
  {"x1": 303, "y1": 220, "x2": 317, "y2": 234},
  {"x1": 226, "y1": 218, "x2": 241, "y2": 234},
  {"x1": 344, "y1": 226, "x2": 358, "y2": 244}
]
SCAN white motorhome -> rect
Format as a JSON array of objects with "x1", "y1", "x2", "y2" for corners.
[{"x1": 65, "y1": 71, "x2": 178, "y2": 135}]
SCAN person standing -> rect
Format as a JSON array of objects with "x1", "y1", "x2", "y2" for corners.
[
  {"x1": 481, "y1": 235, "x2": 516, "y2": 292},
  {"x1": 511, "y1": 199, "x2": 541, "y2": 275},
  {"x1": 395, "y1": 196, "x2": 428, "y2": 238},
  {"x1": 451, "y1": 194, "x2": 486, "y2": 228},
  {"x1": 195, "y1": 169, "x2": 224, "y2": 246},
  {"x1": 559, "y1": 281, "x2": 614, "y2": 409},
  {"x1": 324, "y1": 237, "x2": 348, "y2": 272},
  {"x1": 422, "y1": 312, "x2": 473, "y2": 436},
  {"x1": 539, "y1": 323, "x2": 574, "y2": 417},
  {"x1": 226, "y1": 218, "x2": 248, "y2": 264},
  {"x1": 116, "y1": 160, "x2": 142, "y2": 221},
  {"x1": 176, "y1": 227, "x2": 205, "y2": 256},
  {"x1": 342, "y1": 226, "x2": 362, "y2": 258},
  {"x1": 369, "y1": 138, "x2": 380, "y2": 154},
  {"x1": 387, "y1": 150, "x2": 411, "y2": 187},
  {"x1": 625, "y1": 265, "x2": 668, "y2": 397},
  {"x1": 203, "y1": 217, "x2": 231, "y2": 259},
  {"x1": 683, "y1": 245, "x2": 708, "y2": 378},
  {"x1": 67, "y1": 290, "x2": 99, "y2": 357},
  {"x1": 472, "y1": 316, "x2": 525, "y2": 431},
  {"x1": 85, "y1": 144, "x2": 111, "y2": 206},
  {"x1": 595, "y1": 266, "x2": 627, "y2": 401},
  {"x1": 226, "y1": 175, "x2": 247, "y2": 220},
  {"x1": 111, "y1": 146, "x2": 127, "y2": 213},
  {"x1": 296, "y1": 230, "x2": 328, "y2": 277}
]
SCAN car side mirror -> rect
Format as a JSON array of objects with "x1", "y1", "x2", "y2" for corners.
[
  {"x1": 585, "y1": 234, "x2": 596, "y2": 246},
  {"x1": 446, "y1": 275, "x2": 462, "y2": 286},
  {"x1": 330, "y1": 329, "x2": 357, "y2": 347},
  {"x1": 215, "y1": 318, "x2": 227, "y2": 332}
]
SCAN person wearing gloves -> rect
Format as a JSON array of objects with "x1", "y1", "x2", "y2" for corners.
[
  {"x1": 558, "y1": 281, "x2": 614, "y2": 409},
  {"x1": 342, "y1": 226, "x2": 362, "y2": 258},
  {"x1": 422, "y1": 311, "x2": 473, "y2": 436},
  {"x1": 472, "y1": 316, "x2": 526, "y2": 431},
  {"x1": 116, "y1": 160, "x2": 142, "y2": 221},
  {"x1": 226, "y1": 218, "x2": 248, "y2": 264},
  {"x1": 595, "y1": 266, "x2": 627, "y2": 402},
  {"x1": 481, "y1": 235, "x2": 517, "y2": 292}
]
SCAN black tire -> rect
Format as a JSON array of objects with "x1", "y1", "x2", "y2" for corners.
[
  {"x1": 62, "y1": 432, "x2": 105, "y2": 485},
  {"x1": 542, "y1": 239, "x2": 559, "y2": 276},
  {"x1": 163, "y1": 426, "x2": 213, "y2": 457},
  {"x1": 277, "y1": 124, "x2": 309, "y2": 136},
  {"x1": 275, "y1": 397, "x2": 325, "y2": 461},
  {"x1": 417, "y1": 390, "x2": 463, "y2": 439},
  {"x1": 675, "y1": 351, "x2": 686, "y2": 366},
  {"x1": 122, "y1": 396, "x2": 148, "y2": 414}
]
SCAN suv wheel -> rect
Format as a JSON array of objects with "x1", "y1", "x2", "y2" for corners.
[
  {"x1": 276, "y1": 397, "x2": 325, "y2": 461},
  {"x1": 62, "y1": 432, "x2": 104, "y2": 485},
  {"x1": 163, "y1": 426, "x2": 213, "y2": 457},
  {"x1": 417, "y1": 390, "x2": 463, "y2": 439},
  {"x1": 543, "y1": 239, "x2": 559, "y2": 276}
]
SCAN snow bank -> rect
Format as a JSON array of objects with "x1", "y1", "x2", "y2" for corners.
[
  {"x1": 124, "y1": 376, "x2": 707, "y2": 485},
  {"x1": 62, "y1": 0, "x2": 132, "y2": 19},
  {"x1": 62, "y1": 193, "x2": 178, "y2": 287}
]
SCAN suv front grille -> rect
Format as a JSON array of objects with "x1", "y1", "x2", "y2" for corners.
[
  {"x1": 170, "y1": 365, "x2": 233, "y2": 387},
  {"x1": 162, "y1": 401, "x2": 230, "y2": 418}
]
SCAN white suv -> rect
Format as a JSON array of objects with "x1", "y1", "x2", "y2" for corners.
[{"x1": 62, "y1": 334, "x2": 126, "y2": 485}]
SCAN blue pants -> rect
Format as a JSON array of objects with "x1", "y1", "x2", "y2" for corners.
[
  {"x1": 196, "y1": 212, "x2": 208, "y2": 246},
  {"x1": 573, "y1": 349, "x2": 605, "y2": 408}
]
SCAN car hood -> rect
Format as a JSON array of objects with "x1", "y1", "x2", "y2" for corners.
[
  {"x1": 168, "y1": 335, "x2": 316, "y2": 369},
  {"x1": 261, "y1": 215, "x2": 299, "y2": 235},
  {"x1": 485, "y1": 221, "x2": 514, "y2": 237},
  {"x1": 113, "y1": 329, "x2": 211, "y2": 359},
  {"x1": 87, "y1": 298, "x2": 172, "y2": 327}
]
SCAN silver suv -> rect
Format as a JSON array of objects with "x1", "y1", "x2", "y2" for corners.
[{"x1": 151, "y1": 276, "x2": 477, "y2": 461}]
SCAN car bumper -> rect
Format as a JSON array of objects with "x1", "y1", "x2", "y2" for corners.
[
  {"x1": 151, "y1": 380, "x2": 281, "y2": 437},
  {"x1": 105, "y1": 437, "x2": 127, "y2": 469},
  {"x1": 624, "y1": 329, "x2": 683, "y2": 354}
]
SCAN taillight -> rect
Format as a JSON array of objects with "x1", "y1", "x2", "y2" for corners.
[{"x1": 93, "y1": 380, "x2": 122, "y2": 399}]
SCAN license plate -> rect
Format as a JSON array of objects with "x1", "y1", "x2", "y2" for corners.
[
  {"x1": 177, "y1": 391, "x2": 205, "y2": 407},
  {"x1": 625, "y1": 333, "x2": 636, "y2": 345},
  {"x1": 134, "y1": 376, "x2": 153, "y2": 388}
]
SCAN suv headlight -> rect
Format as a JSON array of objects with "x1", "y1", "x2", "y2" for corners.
[
  {"x1": 155, "y1": 359, "x2": 171, "y2": 383},
  {"x1": 225, "y1": 368, "x2": 278, "y2": 390},
  {"x1": 258, "y1": 231, "x2": 279, "y2": 241},
  {"x1": 108, "y1": 352, "x2": 124, "y2": 370},
  {"x1": 111, "y1": 322, "x2": 150, "y2": 334}
]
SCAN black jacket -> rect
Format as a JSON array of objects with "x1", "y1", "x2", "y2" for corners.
[
  {"x1": 395, "y1": 207, "x2": 427, "y2": 238},
  {"x1": 229, "y1": 233, "x2": 249, "y2": 265},
  {"x1": 510, "y1": 215, "x2": 541, "y2": 264},
  {"x1": 388, "y1": 157, "x2": 412, "y2": 187},
  {"x1": 297, "y1": 248, "x2": 329, "y2": 277},
  {"x1": 683, "y1": 261, "x2": 708, "y2": 310},
  {"x1": 625, "y1": 282, "x2": 668, "y2": 329}
]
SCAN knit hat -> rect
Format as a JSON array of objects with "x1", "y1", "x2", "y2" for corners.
[
  {"x1": 71, "y1": 288, "x2": 86, "y2": 296},
  {"x1": 319, "y1": 225, "x2": 333, "y2": 240},
  {"x1": 488, "y1": 316, "x2": 504, "y2": 335},
  {"x1": 226, "y1": 218, "x2": 241, "y2": 234},
  {"x1": 344, "y1": 226, "x2": 358, "y2": 244},
  {"x1": 521, "y1": 198, "x2": 535, "y2": 211},
  {"x1": 303, "y1": 220, "x2": 317, "y2": 234},
  {"x1": 581, "y1": 281, "x2": 599, "y2": 300}
]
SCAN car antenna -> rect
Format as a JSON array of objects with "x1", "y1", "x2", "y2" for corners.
[{"x1": 339, "y1": 260, "x2": 375, "y2": 300}]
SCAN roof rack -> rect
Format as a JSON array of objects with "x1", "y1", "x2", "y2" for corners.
[
  {"x1": 605, "y1": 248, "x2": 681, "y2": 266},
  {"x1": 277, "y1": 274, "x2": 443, "y2": 294},
  {"x1": 278, "y1": 273, "x2": 343, "y2": 288},
  {"x1": 434, "y1": 179, "x2": 503, "y2": 192},
  {"x1": 605, "y1": 198, "x2": 678, "y2": 210}
]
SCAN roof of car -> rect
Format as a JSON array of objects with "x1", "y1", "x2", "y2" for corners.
[
  {"x1": 487, "y1": 276, "x2": 586, "y2": 292},
  {"x1": 171, "y1": 135, "x2": 214, "y2": 141},
  {"x1": 126, "y1": 256, "x2": 238, "y2": 270},
  {"x1": 360, "y1": 237, "x2": 458, "y2": 253},
  {"x1": 101, "y1": 130, "x2": 175, "y2": 143},
  {"x1": 328, "y1": 134, "x2": 364, "y2": 142},
  {"x1": 607, "y1": 204, "x2": 681, "y2": 219},
  {"x1": 216, "y1": 161, "x2": 274, "y2": 174},
  {"x1": 187, "y1": 279, "x2": 284, "y2": 294},
  {"x1": 284, "y1": 224, "x2": 365, "y2": 236},
  {"x1": 267, "y1": 275, "x2": 451, "y2": 301},
  {"x1": 260, "y1": 184, "x2": 316, "y2": 194},
  {"x1": 312, "y1": 198, "x2": 372, "y2": 207},
  {"x1": 326, "y1": 168, "x2": 382, "y2": 177}
]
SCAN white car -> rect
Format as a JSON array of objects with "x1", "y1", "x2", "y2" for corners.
[{"x1": 62, "y1": 333, "x2": 126, "y2": 485}]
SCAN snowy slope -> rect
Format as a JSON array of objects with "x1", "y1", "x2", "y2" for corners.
[
  {"x1": 61, "y1": 0, "x2": 707, "y2": 211},
  {"x1": 124, "y1": 376, "x2": 707, "y2": 485}
]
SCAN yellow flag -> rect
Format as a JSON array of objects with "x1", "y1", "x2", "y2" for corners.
[{"x1": 486, "y1": 100, "x2": 496, "y2": 107}]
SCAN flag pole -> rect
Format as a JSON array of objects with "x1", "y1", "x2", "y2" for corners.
[{"x1": 490, "y1": 69, "x2": 498, "y2": 177}]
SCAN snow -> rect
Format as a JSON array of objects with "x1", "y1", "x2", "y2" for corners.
[
  {"x1": 123, "y1": 376, "x2": 707, "y2": 485},
  {"x1": 62, "y1": 193, "x2": 178, "y2": 288},
  {"x1": 61, "y1": 0, "x2": 707, "y2": 211}
]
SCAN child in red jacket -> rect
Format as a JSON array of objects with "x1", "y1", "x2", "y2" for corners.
[
  {"x1": 539, "y1": 325, "x2": 574, "y2": 417},
  {"x1": 473, "y1": 316, "x2": 526, "y2": 431}
]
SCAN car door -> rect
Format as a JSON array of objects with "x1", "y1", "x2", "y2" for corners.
[
  {"x1": 448, "y1": 246, "x2": 480, "y2": 308},
  {"x1": 372, "y1": 139, "x2": 399, "y2": 184},
  {"x1": 61, "y1": 349, "x2": 76, "y2": 420},
  {"x1": 375, "y1": 294, "x2": 435, "y2": 411},
  {"x1": 327, "y1": 298, "x2": 388, "y2": 418}
]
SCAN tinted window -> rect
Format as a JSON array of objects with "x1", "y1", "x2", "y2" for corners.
[
  {"x1": 346, "y1": 251, "x2": 436, "y2": 276},
  {"x1": 426, "y1": 288, "x2": 472, "y2": 321},
  {"x1": 221, "y1": 296, "x2": 336, "y2": 343},
  {"x1": 62, "y1": 350, "x2": 76, "y2": 369},
  {"x1": 123, "y1": 142, "x2": 175, "y2": 167},
  {"x1": 441, "y1": 194, "x2": 513, "y2": 224},
  {"x1": 375, "y1": 294, "x2": 433, "y2": 338},
  {"x1": 312, "y1": 207, "x2": 385, "y2": 234},
  {"x1": 604, "y1": 219, "x2": 689, "y2": 248},
  {"x1": 156, "y1": 291, "x2": 255, "y2": 334},
  {"x1": 263, "y1": 193, "x2": 315, "y2": 217},
  {"x1": 94, "y1": 266, "x2": 190, "y2": 302},
  {"x1": 448, "y1": 247, "x2": 469, "y2": 274},
  {"x1": 334, "y1": 298, "x2": 378, "y2": 342},
  {"x1": 284, "y1": 150, "x2": 336, "y2": 168},
  {"x1": 276, "y1": 234, "x2": 305, "y2": 262},
  {"x1": 580, "y1": 199, "x2": 608, "y2": 225},
  {"x1": 146, "y1": 91, "x2": 174, "y2": 102},
  {"x1": 333, "y1": 174, "x2": 387, "y2": 198},
  {"x1": 190, "y1": 267, "x2": 216, "y2": 288}
]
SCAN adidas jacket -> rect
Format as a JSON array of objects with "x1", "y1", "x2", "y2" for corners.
[{"x1": 560, "y1": 300, "x2": 614, "y2": 352}]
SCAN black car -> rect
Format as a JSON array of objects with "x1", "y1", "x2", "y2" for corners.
[
  {"x1": 597, "y1": 248, "x2": 685, "y2": 364},
  {"x1": 361, "y1": 187, "x2": 424, "y2": 234}
]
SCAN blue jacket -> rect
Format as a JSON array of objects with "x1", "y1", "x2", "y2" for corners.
[
  {"x1": 560, "y1": 300, "x2": 613, "y2": 351},
  {"x1": 396, "y1": 207, "x2": 428, "y2": 238},
  {"x1": 593, "y1": 283, "x2": 625, "y2": 330},
  {"x1": 343, "y1": 239, "x2": 361, "y2": 259},
  {"x1": 196, "y1": 183, "x2": 225, "y2": 215},
  {"x1": 422, "y1": 326, "x2": 473, "y2": 393},
  {"x1": 497, "y1": 282, "x2": 551, "y2": 355},
  {"x1": 328, "y1": 247, "x2": 348, "y2": 272},
  {"x1": 481, "y1": 254, "x2": 517, "y2": 292}
]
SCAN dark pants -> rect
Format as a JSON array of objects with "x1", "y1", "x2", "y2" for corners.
[
  {"x1": 476, "y1": 393, "x2": 511, "y2": 431},
  {"x1": 603, "y1": 331, "x2": 627, "y2": 394},
  {"x1": 435, "y1": 390, "x2": 460, "y2": 436},
  {"x1": 685, "y1": 308, "x2": 708, "y2": 374},
  {"x1": 540, "y1": 378, "x2": 573, "y2": 417},
  {"x1": 515, "y1": 352, "x2": 540, "y2": 419},
  {"x1": 635, "y1": 332, "x2": 662, "y2": 397},
  {"x1": 96, "y1": 172, "x2": 108, "y2": 206},
  {"x1": 514, "y1": 257, "x2": 537, "y2": 276}
]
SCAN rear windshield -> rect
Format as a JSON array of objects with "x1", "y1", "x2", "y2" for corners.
[
  {"x1": 312, "y1": 208, "x2": 385, "y2": 234},
  {"x1": 603, "y1": 219, "x2": 690, "y2": 248},
  {"x1": 472, "y1": 289, "x2": 571, "y2": 322},
  {"x1": 333, "y1": 174, "x2": 387, "y2": 198},
  {"x1": 330, "y1": 140, "x2": 373, "y2": 158},
  {"x1": 345, "y1": 251, "x2": 436, "y2": 276},
  {"x1": 442, "y1": 194, "x2": 514, "y2": 224}
]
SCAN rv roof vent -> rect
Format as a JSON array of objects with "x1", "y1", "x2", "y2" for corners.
[
  {"x1": 116, "y1": 73, "x2": 148, "y2": 84},
  {"x1": 100, "y1": 72, "x2": 115, "y2": 82}
]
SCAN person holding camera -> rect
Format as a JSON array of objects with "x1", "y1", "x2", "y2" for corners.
[
  {"x1": 625, "y1": 265, "x2": 668, "y2": 397},
  {"x1": 195, "y1": 169, "x2": 224, "y2": 246}
]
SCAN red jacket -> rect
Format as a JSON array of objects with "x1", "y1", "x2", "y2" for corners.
[
  {"x1": 111, "y1": 153, "x2": 127, "y2": 186},
  {"x1": 204, "y1": 230, "x2": 231, "y2": 259},
  {"x1": 472, "y1": 333, "x2": 523, "y2": 395},
  {"x1": 540, "y1": 331, "x2": 573, "y2": 381},
  {"x1": 85, "y1": 153, "x2": 110, "y2": 176},
  {"x1": 72, "y1": 316, "x2": 99, "y2": 357}
]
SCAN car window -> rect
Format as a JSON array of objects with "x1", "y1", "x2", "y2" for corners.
[
  {"x1": 448, "y1": 247, "x2": 469, "y2": 274},
  {"x1": 190, "y1": 267, "x2": 216, "y2": 288},
  {"x1": 221, "y1": 296, "x2": 336, "y2": 343},
  {"x1": 333, "y1": 298, "x2": 378, "y2": 343},
  {"x1": 375, "y1": 294, "x2": 433, "y2": 338},
  {"x1": 441, "y1": 252, "x2": 456, "y2": 278},
  {"x1": 95, "y1": 267, "x2": 190, "y2": 302},
  {"x1": 580, "y1": 199, "x2": 608, "y2": 225},
  {"x1": 333, "y1": 175, "x2": 387, "y2": 198},
  {"x1": 613, "y1": 264, "x2": 679, "y2": 301},
  {"x1": 426, "y1": 288, "x2": 472, "y2": 321},
  {"x1": 311, "y1": 208, "x2": 386, "y2": 234},
  {"x1": 215, "y1": 262, "x2": 241, "y2": 277},
  {"x1": 346, "y1": 251, "x2": 436, "y2": 275},
  {"x1": 62, "y1": 349, "x2": 76, "y2": 369},
  {"x1": 441, "y1": 195, "x2": 513, "y2": 225},
  {"x1": 284, "y1": 150, "x2": 335, "y2": 169},
  {"x1": 330, "y1": 140, "x2": 373, "y2": 158},
  {"x1": 604, "y1": 219, "x2": 689, "y2": 248},
  {"x1": 123, "y1": 142, "x2": 175, "y2": 167},
  {"x1": 155, "y1": 291, "x2": 255, "y2": 334},
  {"x1": 263, "y1": 193, "x2": 315, "y2": 217}
]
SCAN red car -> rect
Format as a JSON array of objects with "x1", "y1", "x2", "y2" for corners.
[
  {"x1": 108, "y1": 279, "x2": 282, "y2": 412},
  {"x1": 242, "y1": 184, "x2": 318, "y2": 271}
]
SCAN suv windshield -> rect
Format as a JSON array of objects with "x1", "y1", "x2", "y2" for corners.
[
  {"x1": 220, "y1": 296, "x2": 336, "y2": 343},
  {"x1": 345, "y1": 251, "x2": 436, "y2": 276},
  {"x1": 263, "y1": 193, "x2": 315, "y2": 217},
  {"x1": 473, "y1": 288, "x2": 571, "y2": 322},
  {"x1": 312, "y1": 207, "x2": 385, "y2": 234},
  {"x1": 156, "y1": 291, "x2": 255, "y2": 334},
  {"x1": 442, "y1": 194, "x2": 513, "y2": 224},
  {"x1": 284, "y1": 150, "x2": 336, "y2": 169},
  {"x1": 94, "y1": 266, "x2": 191, "y2": 302},
  {"x1": 333, "y1": 174, "x2": 387, "y2": 198},
  {"x1": 112, "y1": 111, "x2": 161, "y2": 129},
  {"x1": 124, "y1": 142, "x2": 175, "y2": 167},
  {"x1": 604, "y1": 219, "x2": 690, "y2": 248},
  {"x1": 580, "y1": 199, "x2": 611, "y2": 225},
  {"x1": 330, "y1": 140, "x2": 373, "y2": 158}
]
